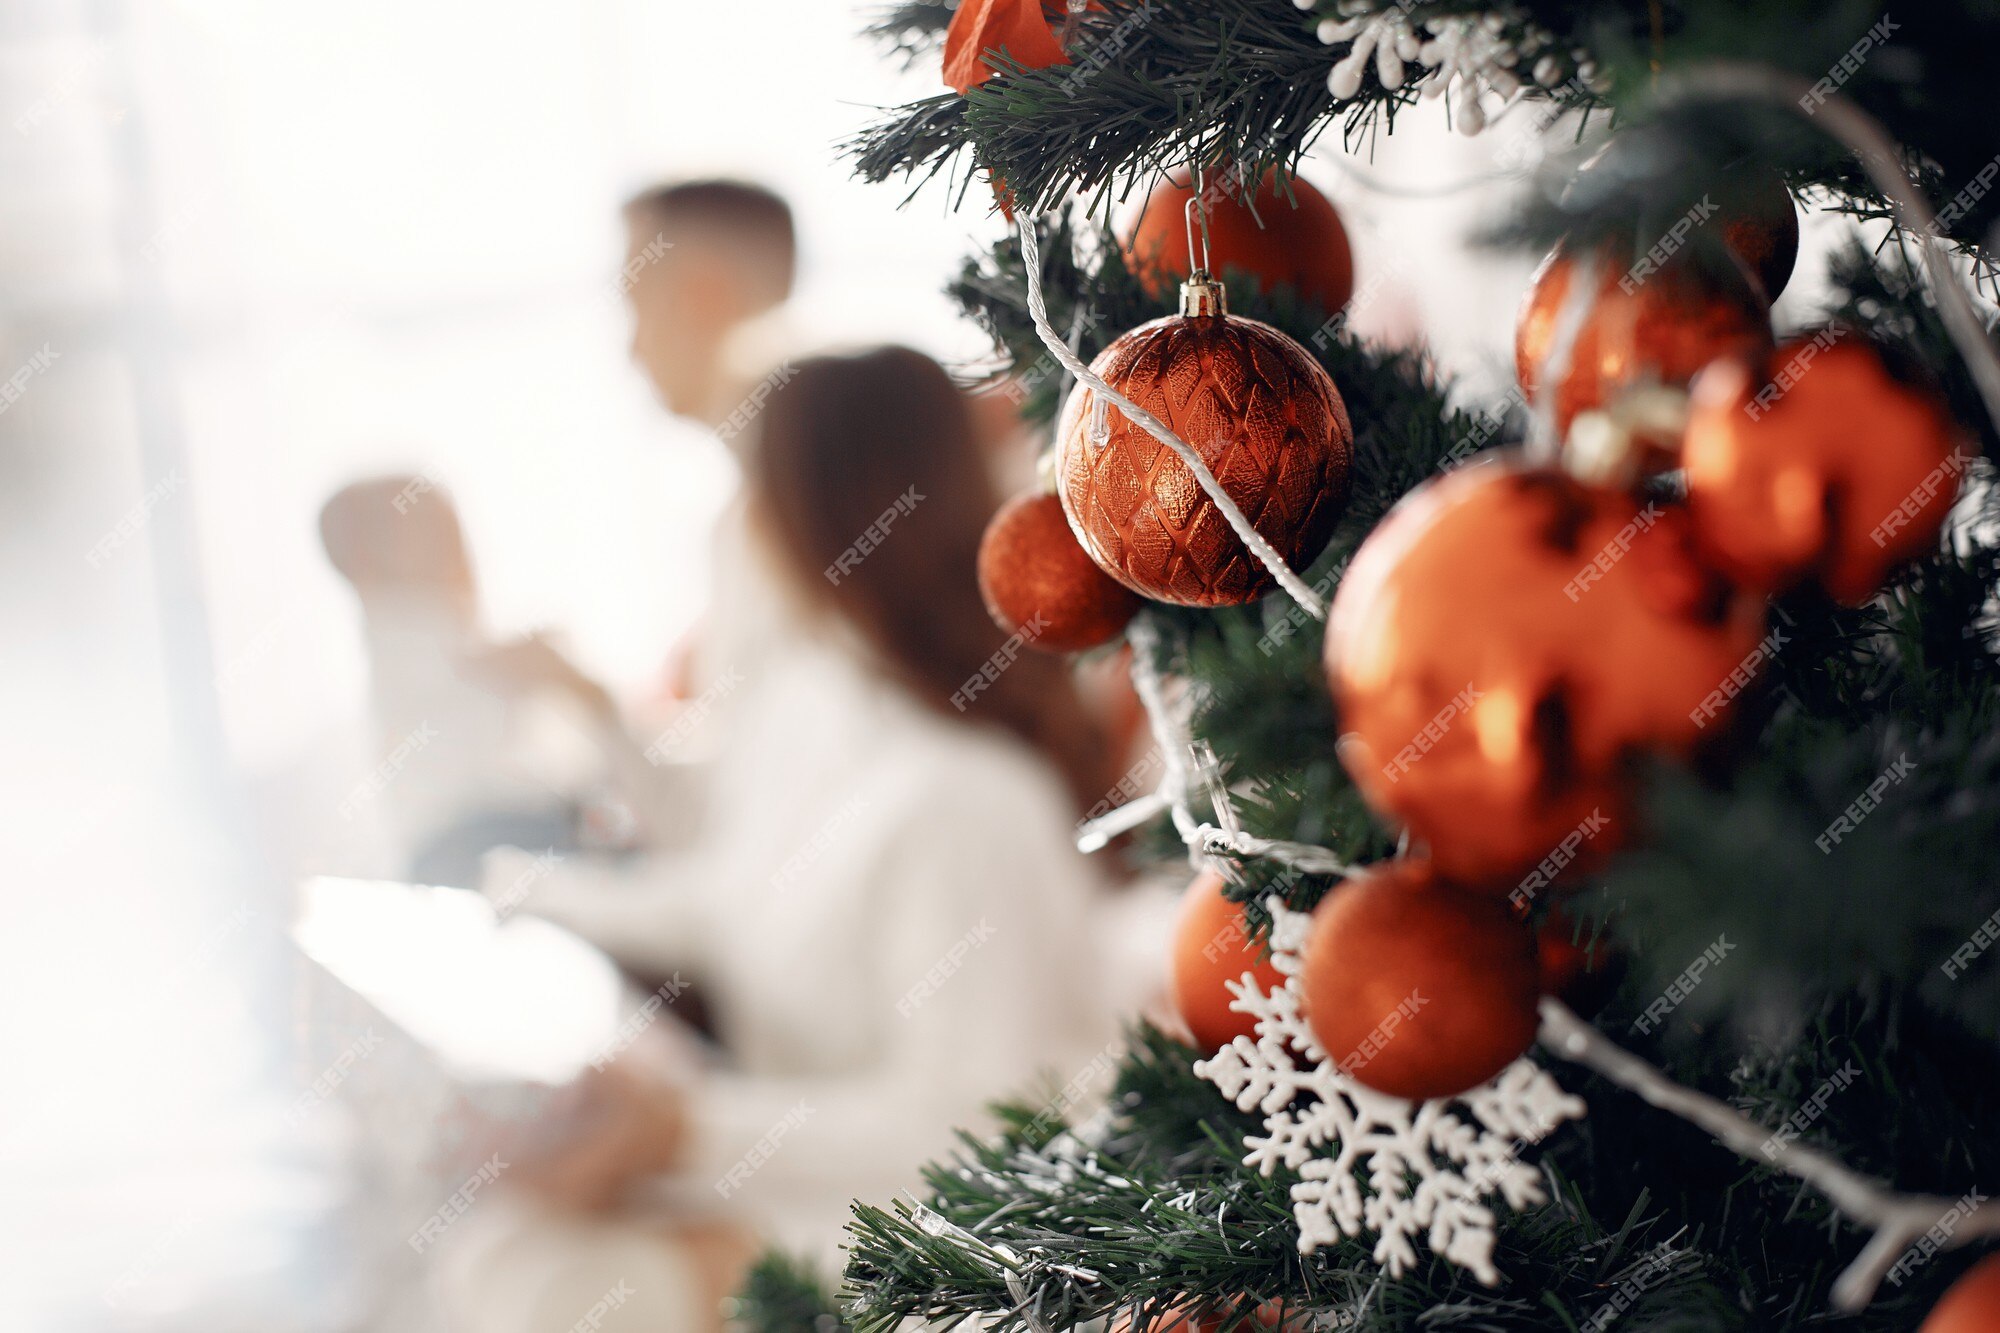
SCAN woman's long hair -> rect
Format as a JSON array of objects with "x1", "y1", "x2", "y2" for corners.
[{"x1": 743, "y1": 346, "x2": 1111, "y2": 814}]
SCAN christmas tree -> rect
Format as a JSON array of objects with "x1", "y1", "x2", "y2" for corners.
[{"x1": 742, "y1": 1, "x2": 2000, "y2": 1328}]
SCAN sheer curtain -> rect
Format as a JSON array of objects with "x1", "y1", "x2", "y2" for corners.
[{"x1": 0, "y1": 2, "x2": 990, "y2": 1329}]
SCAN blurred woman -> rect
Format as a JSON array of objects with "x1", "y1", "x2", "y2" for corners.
[{"x1": 443, "y1": 348, "x2": 1147, "y2": 1333}]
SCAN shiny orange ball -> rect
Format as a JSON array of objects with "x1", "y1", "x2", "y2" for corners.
[
  {"x1": 1124, "y1": 169, "x2": 1355, "y2": 315},
  {"x1": 1170, "y1": 869, "x2": 1286, "y2": 1051},
  {"x1": 1683, "y1": 336, "x2": 1971, "y2": 604},
  {"x1": 1325, "y1": 458, "x2": 1764, "y2": 887},
  {"x1": 1717, "y1": 167, "x2": 1800, "y2": 302},
  {"x1": 1515, "y1": 242, "x2": 1771, "y2": 437},
  {"x1": 977, "y1": 490, "x2": 1141, "y2": 652},
  {"x1": 1058, "y1": 308, "x2": 1352, "y2": 606},
  {"x1": 1300, "y1": 860, "x2": 1541, "y2": 1101},
  {"x1": 1922, "y1": 1254, "x2": 2000, "y2": 1332}
]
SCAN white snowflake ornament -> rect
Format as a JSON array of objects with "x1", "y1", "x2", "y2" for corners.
[
  {"x1": 1194, "y1": 898, "x2": 1585, "y2": 1285},
  {"x1": 1315, "y1": 5, "x2": 1422, "y2": 100}
]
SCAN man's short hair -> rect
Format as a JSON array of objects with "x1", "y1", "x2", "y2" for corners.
[{"x1": 624, "y1": 179, "x2": 796, "y2": 304}]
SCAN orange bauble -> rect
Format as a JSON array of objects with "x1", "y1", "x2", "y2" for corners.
[
  {"x1": 1515, "y1": 241, "x2": 1771, "y2": 437},
  {"x1": 1113, "y1": 1298, "x2": 1291, "y2": 1332},
  {"x1": 978, "y1": 490, "x2": 1141, "y2": 651},
  {"x1": 943, "y1": 0, "x2": 1069, "y2": 92},
  {"x1": 1170, "y1": 869, "x2": 1285, "y2": 1051},
  {"x1": 1124, "y1": 169, "x2": 1355, "y2": 315},
  {"x1": 1325, "y1": 458, "x2": 1764, "y2": 886},
  {"x1": 1300, "y1": 860, "x2": 1541, "y2": 1101},
  {"x1": 1683, "y1": 336, "x2": 1970, "y2": 604},
  {"x1": 1717, "y1": 167, "x2": 1800, "y2": 302},
  {"x1": 1058, "y1": 285, "x2": 1353, "y2": 606},
  {"x1": 1922, "y1": 1254, "x2": 2000, "y2": 1332}
]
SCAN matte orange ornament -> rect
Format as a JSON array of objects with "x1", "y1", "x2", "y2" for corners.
[
  {"x1": 1683, "y1": 336, "x2": 1971, "y2": 604},
  {"x1": 977, "y1": 490, "x2": 1141, "y2": 651},
  {"x1": 1922, "y1": 1254, "x2": 2000, "y2": 1333},
  {"x1": 1325, "y1": 458, "x2": 1764, "y2": 887},
  {"x1": 1123, "y1": 168, "x2": 1355, "y2": 315},
  {"x1": 1300, "y1": 859, "x2": 1541, "y2": 1101},
  {"x1": 1515, "y1": 241, "x2": 1771, "y2": 437},
  {"x1": 1057, "y1": 280, "x2": 1352, "y2": 606},
  {"x1": 943, "y1": 0, "x2": 1069, "y2": 93},
  {"x1": 1169, "y1": 869, "x2": 1285, "y2": 1051}
]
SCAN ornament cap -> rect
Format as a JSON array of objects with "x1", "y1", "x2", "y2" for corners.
[{"x1": 1180, "y1": 273, "x2": 1228, "y2": 317}]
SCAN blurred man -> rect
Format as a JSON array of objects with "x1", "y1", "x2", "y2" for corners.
[{"x1": 619, "y1": 180, "x2": 797, "y2": 430}]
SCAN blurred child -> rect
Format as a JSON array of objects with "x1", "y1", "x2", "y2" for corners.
[{"x1": 319, "y1": 475, "x2": 613, "y2": 883}]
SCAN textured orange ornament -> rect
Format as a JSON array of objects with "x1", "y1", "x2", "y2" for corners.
[
  {"x1": 1922, "y1": 1253, "x2": 2000, "y2": 1333},
  {"x1": 1123, "y1": 169, "x2": 1355, "y2": 315},
  {"x1": 1515, "y1": 241, "x2": 1771, "y2": 437},
  {"x1": 1169, "y1": 868, "x2": 1285, "y2": 1051},
  {"x1": 1683, "y1": 336, "x2": 1971, "y2": 604},
  {"x1": 1057, "y1": 288, "x2": 1352, "y2": 606},
  {"x1": 1325, "y1": 458, "x2": 1764, "y2": 887},
  {"x1": 1300, "y1": 859, "x2": 1541, "y2": 1101},
  {"x1": 977, "y1": 490, "x2": 1141, "y2": 651},
  {"x1": 943, "y1": 0, "x2": 1069, "y2": 93}
]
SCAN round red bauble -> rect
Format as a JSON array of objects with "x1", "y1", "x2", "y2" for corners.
[
  {"x1": 1170, "y1": 869, "x2": 1285, "y2": 1051},
  {"x1": 1324, "y1": 457, "x2": 1764, "y2": 887},
  {"x1": 1922, "y1": 1253, "x2": 2000, "y2": 1332},
  {"x1": 977, "y1": 490, "x2": 1141, "y2": 651},
  {"x1": 1300, "y1": 860, "x2": 1542, "y2": 1101},
  {"x1": 1683, "y1": 335, "x2": 1970, "y2": 604},
  {"x1": 1515, "y1": 241, "x2": 1771, "y2": 437},
  {"x1": 1123, "y1": 169, "x2": 1355, "y2": 315},
  {"x1": 1057, "y1": 290, "x2": 1352, "y2": 606}
]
